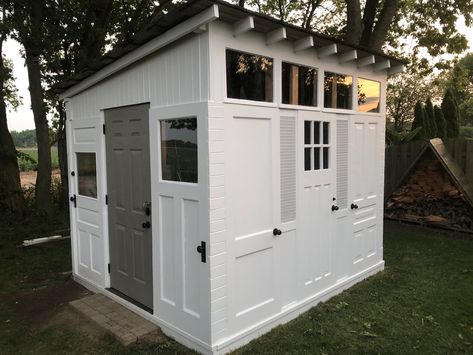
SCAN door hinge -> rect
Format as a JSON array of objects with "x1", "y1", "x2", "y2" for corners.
[
  {"x1": 102, "y1": 124, "x2": 106, "y2": 135},
  {"x1": 108, "y1": 263, "x2": 110, "y2": 273},
  {"x1": 105, "y1": 194, "x2": 108, "y2": 205},
  {"x1": 70, "y1": 194, "x2": 77, "y2": 208}
]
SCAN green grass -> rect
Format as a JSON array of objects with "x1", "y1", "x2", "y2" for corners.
[
  {"x1": 17, "y1": 147, "x2": 59, "y2": 171},
  {"x1": 0, "y1": 218, "x2": 472, "y2": 354}
]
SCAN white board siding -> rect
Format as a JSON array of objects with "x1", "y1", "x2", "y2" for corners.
[{"x1": 68, "y1": 33, "x2": 209, "y2": 120}]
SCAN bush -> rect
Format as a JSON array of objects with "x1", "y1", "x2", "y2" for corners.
[{"x1": 460, "y1": 126, "x2": 473, "y2": 138}]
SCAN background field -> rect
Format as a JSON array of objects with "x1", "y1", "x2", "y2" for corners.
[{"x1": 17, "y1": 147, "x2": 59, "y2": 172}]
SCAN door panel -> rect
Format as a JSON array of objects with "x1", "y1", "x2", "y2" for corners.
[
  {"x1": 349, "y1": 117, "x2": 380, "y2": 274},
  {"x1": 105, "y1": 103, "x2": 153, "y2": 309}
]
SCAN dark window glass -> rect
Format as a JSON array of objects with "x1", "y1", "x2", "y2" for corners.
[
  {"x1": 160, "y1": 118, "x2": 198, "y2": 183},
  {"x1": 324, "y1": 72, "x2": 353, "y2": 109},
  {"x1": 323, "y1": 147, "x2": 329, "y2": 169},
  {"x1": 314, "y1": 147, "x2": 321, "y2": 170},
  {"x1": 282, "y1": 62, "x2": 317, "y2": 106},
  {"x1": 314, "y1": 121, "x2": 320, "y2": 144},
  {"x1": 304, "y1": 121, "x2": 311, "y2": 144},
  {"x1": 77, "y1": 153, "x2": 97, "y2": 198},
  {"x1": 358, "y1": 78, "x2": 380, "y2": 113},
  {"x1": 226, "y1": 49, "x2": 273, "y2": 102},
  {"x1": 323, "y1": 122, "x2": 329, "y2": 144},
  {"x1": 304, "y1": 148, "x2": 311, "y2": 171}
]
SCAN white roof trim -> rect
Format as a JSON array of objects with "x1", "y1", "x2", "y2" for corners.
[
  {"x1": 59, "y1": 4, "x2": 220, "y2": 100},
  {"x1": 233, "y1": 15, "x2": 254, "y2": 36}
]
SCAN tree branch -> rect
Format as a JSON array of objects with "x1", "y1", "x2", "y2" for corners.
[
  {"x1": 359, "y1": 0, "x2": 378, "y2": 47},
  {"x1": 370, "y1": 0, "x2": 400, "y2": 50},
  {"x1": 344, "y1": 0, "x2": 362, "y2": 44}
]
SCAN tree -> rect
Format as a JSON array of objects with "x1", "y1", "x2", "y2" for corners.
[
  {"x1": 441, "y1": 89, "x2": 460, "y2": 138},
  {"x1": 412, "y1": 101, "x2": 426, "y2": 139},
  {"x1": 0, "y1": 3, "x2": 24, "y2": 213},
  {"x1": 434, "y1": 105, "x2": 447, "y2": 138},
  {"x1": 424, "y1": 98, "x2": 437, "y2": 138}
]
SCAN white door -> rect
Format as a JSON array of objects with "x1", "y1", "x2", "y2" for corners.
[
  {"x1": 298, "y1": 111, "x2": 336, "y2": 297},
  {"x1": 226, "y1": 105, "x2": 282, "y2": 333},
  {"x1": 349, "y1": 116, "x2": 382, "y2": 274}
]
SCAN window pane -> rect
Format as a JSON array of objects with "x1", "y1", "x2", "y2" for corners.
[
  {"x1": 304, "y1": 148, "x2": 311, "y2": 171},
  {"x1": 323, "y1": 122, "x2": 329, "y2": 144},
  {"x1": 282, "y1": 62, "x2": 317, "y2": 106},
  {"x1": 161, "y1": 118, "x2": 198, "y2": 183},
  {"x1": 324, "y1": 72, "x2": 353, "y2": 109},
  {"x1": 226, "y1": 49, "x2": 273, "y2": 102},
  {"x1": 314, "y1": 121, "x2": 320, "y2": 144},
  {"x1": 323, "y1": 147, "x2": 329, "y2": 169},
  {"x1": 304, "y1": 121, "x2": 311, "y2": 144},
  {"x1": 358, "y1": 78, "x2": 380, "y2": 113},
  {"x1": 314, "y1": 147, "x2": 321, "y2": 170},
  {"x1": 77, "y1": 153, "x2": 97, "y2": 198}
]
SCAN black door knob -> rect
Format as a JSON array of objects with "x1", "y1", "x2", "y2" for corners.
[
  {"x1": 273, "y1": 228, "x2": 282, "y2": 236},
  {"x1": 142, "y1": 221, "x2": 151, "y2": 229},
  {"x1": 351, "y1": 203, "x2": 359, "y2": 210},
  {"x1": 331, "y1": 205, "x2": 339, "y2": 212}
]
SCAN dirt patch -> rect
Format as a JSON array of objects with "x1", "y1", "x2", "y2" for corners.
[
  {"x1": 20, "y1": 169, "x2": 61, "y2": 188},
  {"x1": 2, "y1": 279, "x2": 91, "y2": 330}
]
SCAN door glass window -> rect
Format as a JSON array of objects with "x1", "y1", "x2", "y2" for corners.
[
  {"x1": 77, "y1": 152, "x2": 97, "y2": 198},
  {"x1": 226, "y1": 49, "x2": 274, "y2": 102},
  {"x1": 358, "y1": 78, "x2": 381, "y2": 112},
  {"x1": 282, "y1": 62, "x2": 318, "y2": 106},
  {"x1": 323, "y1": 72, "x2": 353, "y2": 109},
  {"x1": 304, "y1": 120, "x2": 330, "y2": 171},
  {"x1": 160, "y1": 118, "x2": 198, "y2": 183}
]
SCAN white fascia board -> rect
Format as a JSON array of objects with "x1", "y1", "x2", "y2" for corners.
[
  {"x1": 266, "y1": 27, "x2": 287, "y2": 45},
  {"x1": 59, "y1": 4, "x2": 220, "y2": 100},
  {"x1": 293, "y1": 36, "x2": 314, "y2": 52},
  {"x1": 233, "y1": 16, "x2": 254, "y2": 36},
  {"x1": 317, "y1": 43, "x2": 338, "y2": 58},
  {"x1": 338, "y1": 50, "x2": 357, "y2": 63}
]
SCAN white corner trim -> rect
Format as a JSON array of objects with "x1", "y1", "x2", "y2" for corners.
[{"x1": 59, "y1": 4, "x2": 220, "y2": 100}]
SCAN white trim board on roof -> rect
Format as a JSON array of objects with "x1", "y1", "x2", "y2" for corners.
[{"x1": 59, "y1": 4, "x2": 220, "y2": 100}]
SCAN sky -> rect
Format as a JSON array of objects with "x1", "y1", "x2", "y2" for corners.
[{"x1": 4, "y1": 17, "x2": 473, "y2": 132}]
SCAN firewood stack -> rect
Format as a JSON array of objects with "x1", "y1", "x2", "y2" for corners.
[{"x1": 385, "y1": 158, "x2": 473, "y2": 231}]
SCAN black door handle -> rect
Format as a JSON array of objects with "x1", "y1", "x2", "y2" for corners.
[
  {"x1": 70, "y1": 194, "x2": 76, "y2": 208},
  {"x1": 273, "y1": 228, "x2": 282, "y2": 236},
  {"x1": 142, "y1": 221, "x2": 151, "y2": 229},
  {"x1": 196, "y1": 241, "x2": 206, "y2": 263},
  {"x1": 351, "y1": 203, "x2": 359, "y2": 210},
  {"x1": 331, "y1": 205, "x2": 339, "y2": 212}
]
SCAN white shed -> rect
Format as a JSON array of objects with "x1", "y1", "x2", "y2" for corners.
[{"x1": 58, "y1": 0, "x2": 405, "y2": 353}]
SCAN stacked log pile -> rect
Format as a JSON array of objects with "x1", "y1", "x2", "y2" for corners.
[{"x1": 385, "y1": 158, "x2": 473, "y2": 231}]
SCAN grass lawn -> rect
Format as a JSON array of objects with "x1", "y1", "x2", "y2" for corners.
[{"x1": 0, "y1": 218, "x2": 472, "y2": 354}]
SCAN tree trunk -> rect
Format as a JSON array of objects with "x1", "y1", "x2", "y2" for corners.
[
  {"x1": 25, "y1": 51, "x2": 52, "y2": 215},
  {"x1": 57, "y1": 101, "x2": 69, "y2": 211},
  {"x1": 369, "y1": 0, "x2": 400, "y2": 51},
  {"x1": 345, "y1": 0, "x2": 362, "y2": 45},
  {"x1": 359, "y1": 0, "x2": 379, "y2": 47},
  {"x1": 0, "y1": 39, "x2": 24, "y2": 213}
]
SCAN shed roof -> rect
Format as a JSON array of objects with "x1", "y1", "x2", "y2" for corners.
[{"x1": 56, "y1": 0, "x2": 408, "y2": 97}]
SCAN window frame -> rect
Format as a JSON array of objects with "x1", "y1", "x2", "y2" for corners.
[
  {"x1": 357, "y1": 77, "x2": 381, "y2": 113},
  {"x1": 303, "y1": 120, "x2": 331, "y2": 172},
  {"x1": 281, "y1": 61, "x2": 319, "y2": 108},
  {"x1": 76, "y1": 152, "x2": 98, "y2": 199},
  {"x1": 322, "y1": 71, "x2": 354, "y2": 111}
]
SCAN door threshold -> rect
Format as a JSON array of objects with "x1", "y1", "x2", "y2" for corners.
[{"x1": 106, "y1": 288, "x2": 153, "y2": 314}]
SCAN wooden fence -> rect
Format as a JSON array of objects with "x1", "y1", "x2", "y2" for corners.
[{"x1": 385, "y1": 138, "x2": 473, "y2": 199}]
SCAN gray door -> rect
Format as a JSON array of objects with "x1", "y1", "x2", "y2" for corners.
[{"x1": 105, "y1": 103, "x2": 153, "y2": 309}]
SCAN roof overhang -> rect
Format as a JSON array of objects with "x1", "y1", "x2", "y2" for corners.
[{"x1": 57, "y1": 0, "x2": 407, "y2": 100}]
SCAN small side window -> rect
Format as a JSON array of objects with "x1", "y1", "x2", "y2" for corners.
[
  {"x1": 160, "y1": 118, "x2": 198, "y2": 183},
  {"x1": 226, "y1": 49, "x2": 274, "y2": 102},
  {"x1": 324, "y1": 72, "x2": 353, "y2": 110},
  {"x1": 358, "y1": 78, "x2": 381, "y2": 113},
  {"x1": 77, "y1": 152, "x2": 97, "y2": 198},
  {"x1": 282, "y1": 62, "x2": 317, "y2": 107}
]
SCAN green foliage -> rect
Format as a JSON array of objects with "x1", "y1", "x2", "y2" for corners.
[
  {"x1": 460, "y1": 126, "x2": 473, "y2": 138},
  {"x1": 386, "y1": 126, "x2": 423, "y2": 145},
  {"x1": 412, "y1": 101, "x2": 426, "y2": 139},
  {"x1": 10, "y1": 129, "x2": 36, "y2": 148},
  {"x1": 1, "y1": 57, "x2": 21, "y2": 111},
  {"x1": 442, "y1": 89, "x2": 460, "y2": 138},
  {"x1": 16, "y1": 147, "x2": 59, "y2": 172},
  {"x1": 434, "y1": 105, "x2": 447, "y2": 138},
  {"x1": 424, "y1": 98, "x2": 437, "y2": 138}
]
